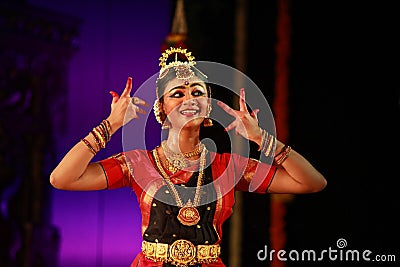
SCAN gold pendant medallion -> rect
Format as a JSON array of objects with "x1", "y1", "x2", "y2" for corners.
[{"x1": 177, "y1": 205, "x2": 200, "y2": 226}]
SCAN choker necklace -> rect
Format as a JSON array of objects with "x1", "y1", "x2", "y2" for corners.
[
  {"x1": 161, "y1": 140, "x2": 204, "y2": 174},
  {"x1": 152, "y1": 146, "x2": 207, "y2": 226}
]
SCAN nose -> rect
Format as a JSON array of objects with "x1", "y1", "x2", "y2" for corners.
[{"x1": 182, "y1": 97, "x2": 198, "y2": 107}]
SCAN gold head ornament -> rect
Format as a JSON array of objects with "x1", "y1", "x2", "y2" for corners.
[{"x1": 158, "y1": 47, "x2": 206, "y2": 80}]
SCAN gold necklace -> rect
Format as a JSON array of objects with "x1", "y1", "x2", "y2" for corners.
[
  {"x1": 163, "y1": 157, "x2": 181, "y2": 174},
  {"x1": 162, "y1": 140, "x2": 203, "y2": 158},
  {"x1": 152, "y1": 146, "x2": 207, "y2": 226},
  {"x1": 161, "y1": 140, "x2": 204, "y2": 173}
]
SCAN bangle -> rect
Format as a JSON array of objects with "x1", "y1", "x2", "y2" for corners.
[
  {"x1": 259, "y1": 129, "x2": 276, "y2": 158},
  {"x1": 92, "y1": 127, "x2": 106, "y2": 148},
  {"x1": 90, "y1": 130, "x2": 101, "y2": 150},
  {"x1": 275, "y1": 145, "x2": 288, "y2": 158},
  {"x1": 264, "y1": 134, "x2": 275, "y2": 158},
  {"x1": 102, "y1": 119, "x2": 112, "y2": 139},
  {"x1": 81, "y1": 138, "x2": 97, "y2": 155},
  {"x1": 99, "y1": 120, "x2": 110, "y2": 142},
  {"x1": 92, "y1": 119, "x2": 112, "y2": 149},
  {"x1": 258, "y1": 129, "x2": 267, "y2": 151},
  {"x1": 274, "y1": 145, "x2": 291, "y2": 166}
]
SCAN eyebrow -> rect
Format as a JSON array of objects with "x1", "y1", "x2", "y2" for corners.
[{"x1": 168, "y1": 82, "x2": 206, "y2": 93}]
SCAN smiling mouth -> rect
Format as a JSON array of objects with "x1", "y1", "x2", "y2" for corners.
[{"x1": 180, "y1": 109, "x2": 200, "y2": 116}]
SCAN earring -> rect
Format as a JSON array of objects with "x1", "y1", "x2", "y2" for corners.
[
  {"x1": 154, "y1": 99, "x2": 171, "y2": 129},
  {"x1": 203, "y1": 104, "x2": 213, "y2": 127},
  {"x1": 162, "y1": 119, "x2": 172, "y2": 129},
  {"x1": 203, "y1": 118, "x2": 213, "y2": 127},
  {"x1": 153, "y1": 99, "x2": 163, "y2": 124}
]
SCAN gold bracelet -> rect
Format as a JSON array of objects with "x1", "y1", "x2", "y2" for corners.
[
  {"x1": 90, "y1": 130, "x2": 101, "y2": 150},
  {"x1": 98, "y1": 121, "x2": 110, "y2": 142},
  {"x1": 259, "y1": 129, "x2": 276, "y2": 158},
  {"x1": 92, "y1": 127, "x2": 106, "y2": 148},
  {"x1": 81, "y1": 138, "x2": 97, "y2": 155},
  {"x1": 258, "y1": 129, "x2": 267, "y2": 151},
  {"x1": 274, "y1": 145, "x2": 291, "y2": 166},
  {"x1": 264, "y1": 135, "x2": 275, "y2": 157},
  {"x1": 102, "y1": 119, "x2": 111, "y2": 140}
]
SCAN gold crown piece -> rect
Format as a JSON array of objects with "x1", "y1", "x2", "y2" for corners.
[{"x1": 159, "y1": 47, "x2": 196, "y2": 71}]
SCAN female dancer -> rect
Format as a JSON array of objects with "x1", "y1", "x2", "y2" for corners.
[{"x1": 50, "y1": 47, "x2": 326, "y2": 267}]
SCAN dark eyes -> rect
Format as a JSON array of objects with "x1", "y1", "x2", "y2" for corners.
[
  {"x1": 192, "y1": 90, "x2": 206, "y2": 97},
  {"x1": 170, "y1": 89, "x2": 205, "y2": 98}
]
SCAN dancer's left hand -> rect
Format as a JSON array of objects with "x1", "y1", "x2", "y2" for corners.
[{"x1": 217, "y1": 88, "x2": 262, "y2": 145}]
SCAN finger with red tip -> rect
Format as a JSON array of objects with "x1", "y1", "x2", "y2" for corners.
[
  {"x1": 251, "y1": 109, "x2": 260, "y2": 120},
  {"x1": 121, "y1": 77, "x2": 133, "y2": 98},
  {"x1": 109, "y1": 91, "x2": 119, "y2": 103}
]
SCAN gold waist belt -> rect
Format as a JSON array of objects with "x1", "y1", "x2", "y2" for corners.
[{"x1": 142, "y1": 239, "x2": 221, "y2": 267}]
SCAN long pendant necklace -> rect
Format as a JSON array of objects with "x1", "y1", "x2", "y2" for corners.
[
  {"x1": 161, "y1": 140, "x2": 204, "y2": 174},
  {"x1": 152, "y1": 145, "x2": 207, "y2": 226}
]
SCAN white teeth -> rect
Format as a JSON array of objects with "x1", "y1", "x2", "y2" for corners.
[{"x1": 180, "y1": 110, "x2": 198, "y2": 115}]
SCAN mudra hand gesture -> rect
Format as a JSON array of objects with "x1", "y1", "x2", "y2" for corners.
[
  {"x1": 217, "y1": 88, "x2": 263, "y2": 145},
  {"x1": 107, "y1": 77, "x2": 149, "y2": 134}
]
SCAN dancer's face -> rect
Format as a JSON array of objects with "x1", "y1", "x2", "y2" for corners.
[{"x1": 162, "y1": 77, "x2": 209, "y2": 130}]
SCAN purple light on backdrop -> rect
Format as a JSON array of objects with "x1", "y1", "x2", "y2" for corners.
[{"x1": 28, "y1": 0, "x2": 171, "y2": 266}]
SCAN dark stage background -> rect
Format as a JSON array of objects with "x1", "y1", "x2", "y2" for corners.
[{"x1": 1, "y1": 0, "x2": 398, "y2": 267}]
